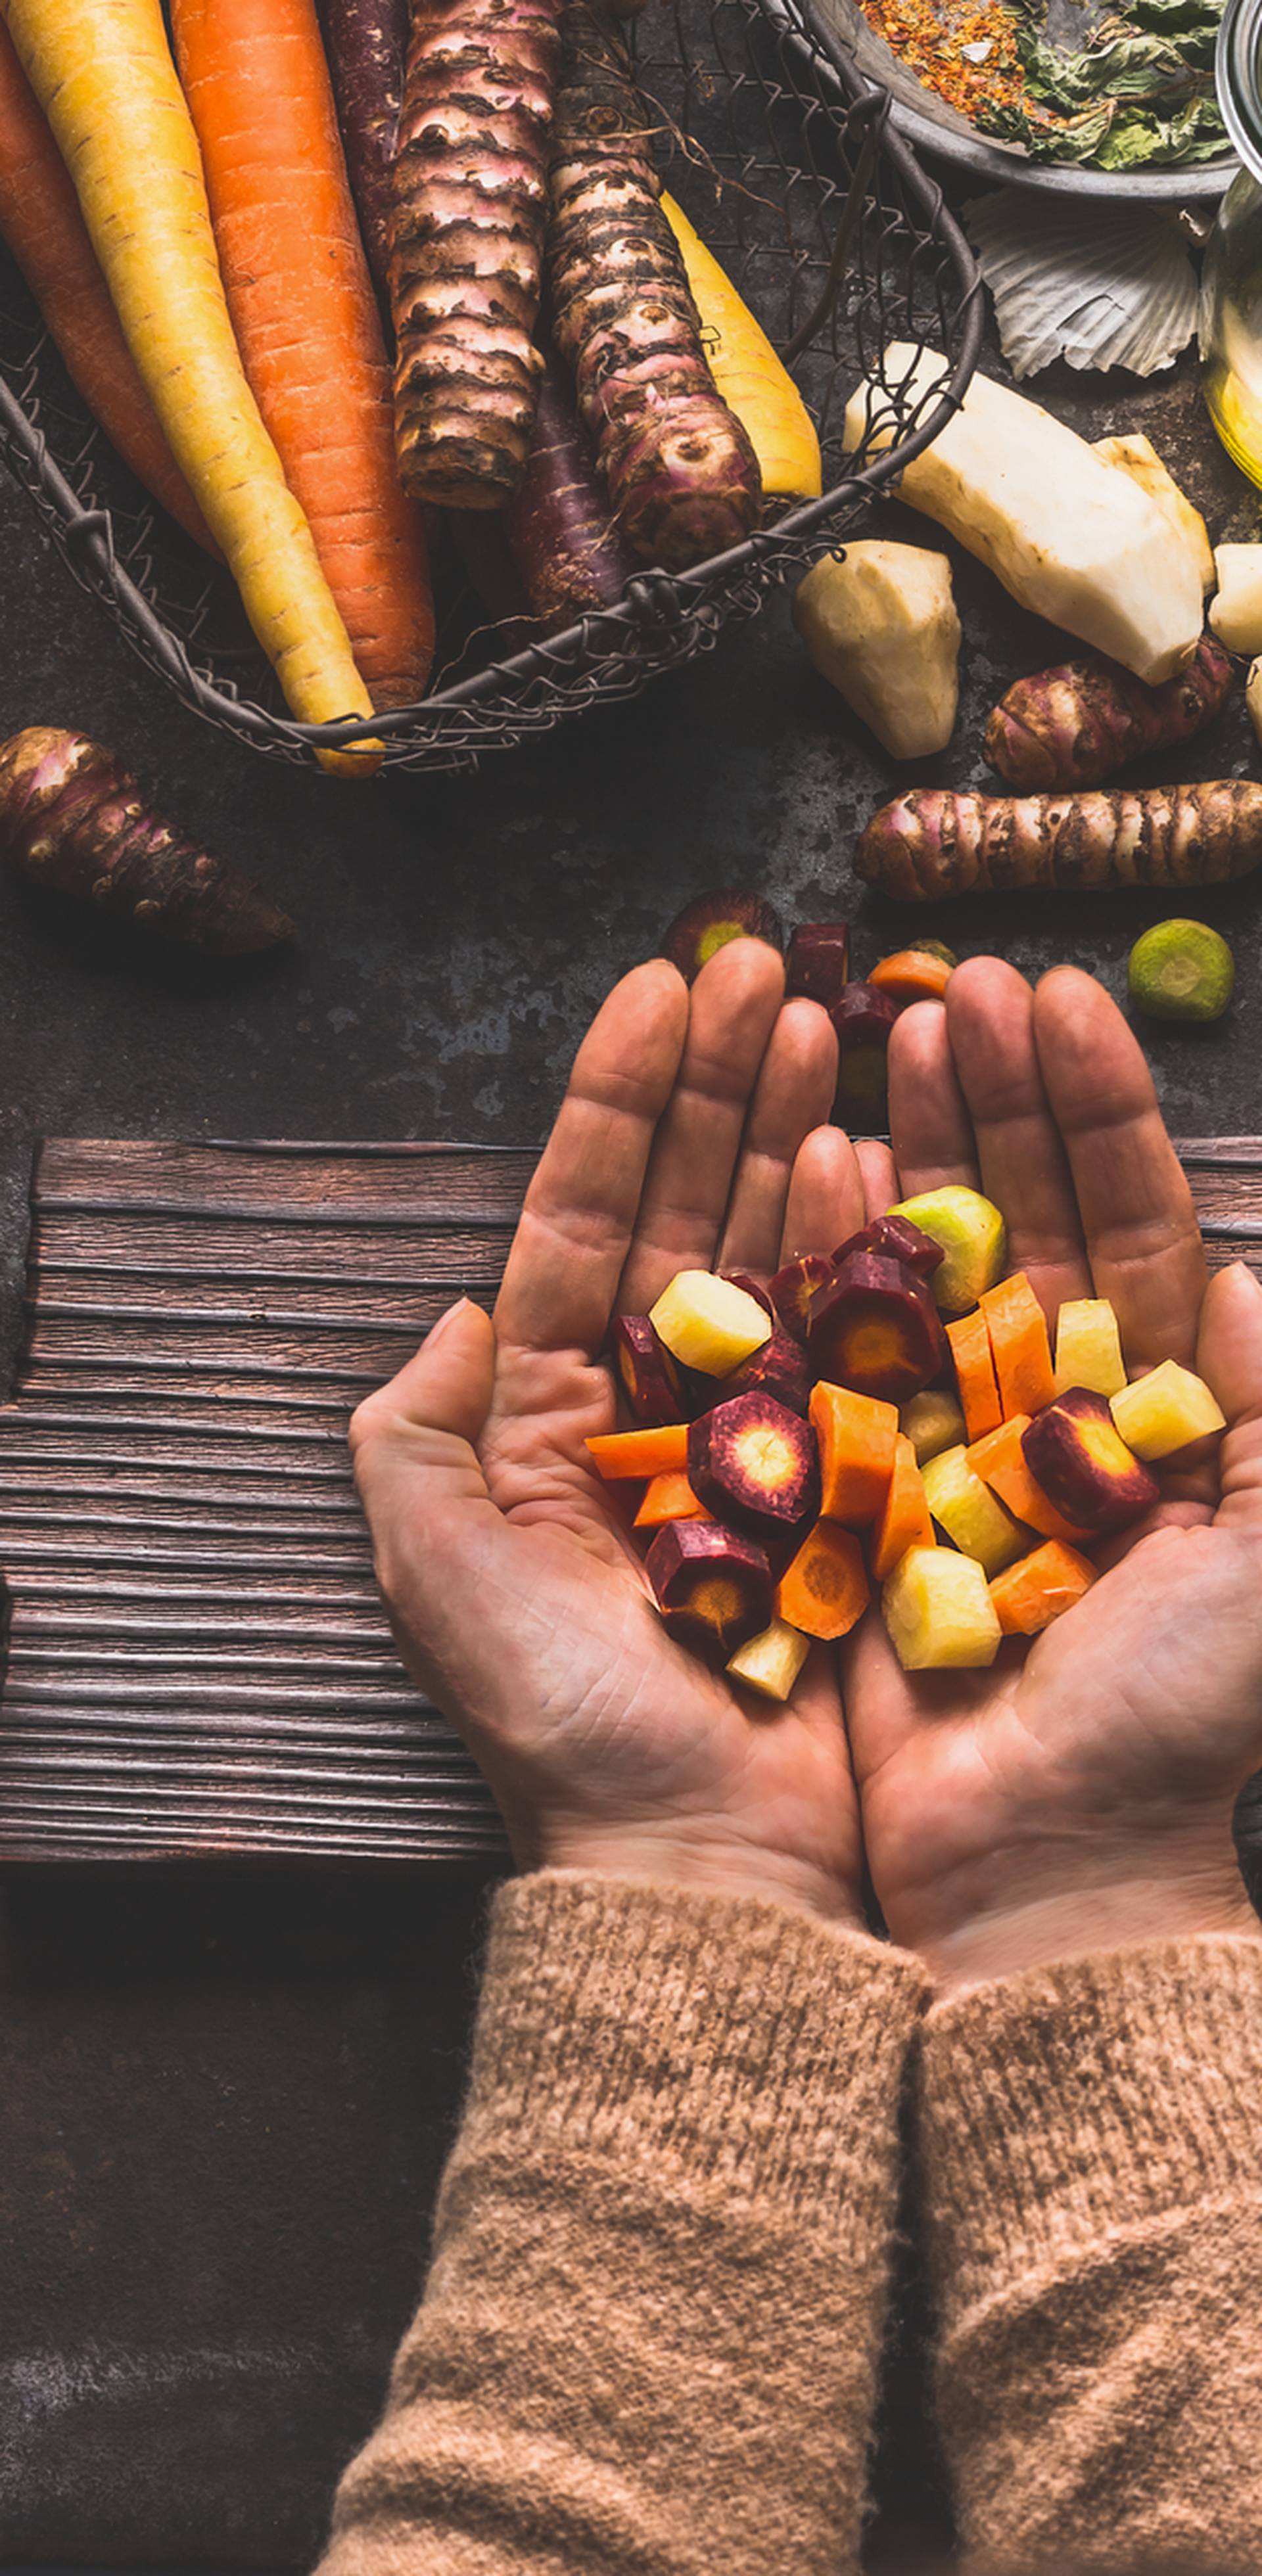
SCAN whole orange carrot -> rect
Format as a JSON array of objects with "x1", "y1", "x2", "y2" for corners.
[
  {"x1": 170, "y1": 0, "x2": 434, "y2": 708},
  {"x1": 0, "y1": 19, "x2": 212, "y2": 551}
]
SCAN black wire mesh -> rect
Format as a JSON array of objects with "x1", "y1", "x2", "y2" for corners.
[{"x1": 0, "y1": 0, "x2": 983, "y2": 776}]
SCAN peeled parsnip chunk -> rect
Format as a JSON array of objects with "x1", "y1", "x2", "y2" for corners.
[
  {"x1": 1211, "y1": 544, "x2": 1262, "y2": 655},
  {"x1": 883, "y1": 1544, "x2": 1002, "y2": 1670},
  {"x1": 843, "y1": 346, "x2": 1202, "y2": 686},
  {"x1": 1094, "y1": 433, "x2": 1215, "y2": 594},
  {"x1": 650, "y1": 1270, "x2": 771, "y2": 1376},
  {"x1": 727, "y1": 1617, "x2": 811, "y2": 1701},
  {"x1": 792, "y1": 540, "x2": 960, "y2": 759},
  {"x1": 1110, "y1": 1360, "x2": 1225, "y2": 1460}
]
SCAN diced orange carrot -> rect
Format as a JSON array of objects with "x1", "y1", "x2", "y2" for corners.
[
  {"x1": 946, "y1": 1308, "x2": 1002, "y2": 1442},
  {"x1": 633, "y1": 1470, "x2": 711, "y2": 1528},
  {"x1": 808, "y1": 1382, "x2": 898, "y2": 1525},
  {"x1": 967, "y1": 1415, "x2": 1094, "y2": 1547},
  {"x1": 979, "y1": 1271, "x2": 1056, "y2": 1419},
  {"x1": 868, "y1": 948, "x2": 954, "y2": 1003},
  {"x1": 586, "y1": 1423, "x2": 689, "y2": 1480},
  {"x1": 871, "y1": 1433, "x2": 935, "y2": 1580},
  {"x1": 776, "y1": 1519, "x2": 870, "y2": 1640},
  {"x1": 989, "y1": 1540, "x2": 1097, "y2": 1636}
]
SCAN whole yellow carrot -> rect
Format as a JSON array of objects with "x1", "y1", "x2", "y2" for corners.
[
  {"x1": 661, "y1": 196, "x2": 821, "y2": 507},
  {"x1": 2, "y1": 0, "x2": 379, "y2": 771}
]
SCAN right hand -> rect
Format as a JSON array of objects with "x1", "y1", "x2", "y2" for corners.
[
  {"x1": 350, "y1": 940, "x2": 866, "y2": 1926},
  {"x1": 844, "y1": 961, "x2": 1262, "y2": 1990}
]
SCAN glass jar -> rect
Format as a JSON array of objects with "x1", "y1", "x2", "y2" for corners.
[{"x1": 1202, "y1": 0, "x2": 1262, "y2": 484}]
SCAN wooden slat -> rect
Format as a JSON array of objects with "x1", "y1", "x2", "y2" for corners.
[{"x1": 2, "y1": 1136, "x2": 1259, "y2": 1868}]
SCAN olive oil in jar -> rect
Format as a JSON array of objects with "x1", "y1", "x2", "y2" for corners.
[{"x1": 1202, "y1": 0, "x2": 1262, "y2": 484}]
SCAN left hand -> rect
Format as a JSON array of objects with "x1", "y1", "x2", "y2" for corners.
[
  {"x1": 843, "y1": 958, "x2": 1262, "y2": 1990},
  {"x1": 350, "y1": 939, "x2": 865, "y2": 1923}
]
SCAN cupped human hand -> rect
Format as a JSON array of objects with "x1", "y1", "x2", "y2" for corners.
[
  {"x1": 843, "y1": 957, "x2": 1262, "y2": 1990},
  {"x1": 350, "y1": 938, "x2": 866, "y2": 1924}
]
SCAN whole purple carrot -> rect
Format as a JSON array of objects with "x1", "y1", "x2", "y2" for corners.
[
  {"x1": 318, "y1": 0, "x2": 408, "y2": 309},
  {"x1": 504, "y1": 355, "x2": 637, "y2": 627}
]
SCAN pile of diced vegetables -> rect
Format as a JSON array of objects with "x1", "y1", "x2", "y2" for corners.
[{"x1": 587, "y1": 1194, "x2": 1226, "y2": 1689}]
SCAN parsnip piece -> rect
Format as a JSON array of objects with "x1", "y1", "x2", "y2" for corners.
[
  {"x1": 843, "y1": 346, "x2": 1202, "y2": 686},
  {"x1": 1094, "y1": 432, "x2": 1215, "y2": 595},
  {"x1": 922, "y1": 1443, "x2": 1026, "y2": 1577},
  {"x1": 883, "y1": 1544, "x2": 1002, "y2": 1670},
  {"x1": 791, "y1": 540, "x2": 960, "y2": 759},
  {"x1": 727, "y1": 1617, "x2": 811, "y2": 1701},
  {"x1": 1110, "y1": 1360, "x2": 1225, "y2": 1460},
  {"x1": 650, "y1": 1270, "x2": 771, "y2": 1376},
  {"x1": 1211, "y1": 544, "x2": 1262, "y2": 655},
  {"x1": 1054, "y1": 1297, "x2": 1126, "y2": 1398},
  {"x1": 900, "y1": 1387, "x2": 967, "y2": 1465}
]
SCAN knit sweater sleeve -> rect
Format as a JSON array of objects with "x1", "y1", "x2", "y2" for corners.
[
  {"x1": 918, "y1": 1932, "x2": 1262, "y2": 2572},
  {"x1": 316, "y1": 1870, "x2": 928, "y2": 2576}
]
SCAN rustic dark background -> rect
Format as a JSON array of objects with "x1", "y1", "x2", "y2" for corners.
[{"x1": 1, "y1": 283, "x2": 1260, "y2": 2569}]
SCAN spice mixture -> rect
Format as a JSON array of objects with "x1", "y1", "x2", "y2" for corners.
[{"x1": 857, "y1": 0, "x2": 1025, "y2": 118}]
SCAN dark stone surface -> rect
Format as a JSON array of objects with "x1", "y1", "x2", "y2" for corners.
[{"x1": 1, "y1": 292, "x2": 1261, "y2": 2569}]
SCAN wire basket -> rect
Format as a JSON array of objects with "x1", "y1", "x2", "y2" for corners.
[{"x1": 0, "y1": 0, "x2": 983, "y2": 777}]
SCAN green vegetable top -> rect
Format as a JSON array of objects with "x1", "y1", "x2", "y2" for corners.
[{"x1": 976, "y1": 0, "x2": 1227, "y2": 167}]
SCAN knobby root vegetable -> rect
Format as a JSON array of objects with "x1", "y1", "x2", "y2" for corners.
[
  {"x1": 856, "y1": 783, "x2": 1262, "y2": 902},
  {"x1": 547, "y1": 1, "x2": 760, "y2": 570},
  {"x1": 318, "y1": 0, "x2": 407, "y2": 308},
  {"x1": 504, "y1": 354, "x2": 637, "y2": 626},
  {"x1": 660, "y1": 192, "x2": 821, "y2": 505},
  {"x1": 172, "y1": 0, "x2": 434, "y2": 712},
  {"x1": 390, "y1": 0, "x2": 561, "y2": 507},
  {"x1": 793, "y1": 540, "x2": 960, "y2": 760},
  {"x1": 0, "y1": 728, "x2": 293, "y2": 952},
  {"x1": 4, "y1": 0, "x2": 379, "y2": 771},
  {"x1": 985, "y1": 634, "x2": 1232, "y2": 792},
  {"x1": 0, "y1": 22, "x2": 212, "y2": 551},
  {"x1": 843, "y1": 344, "x2": 1202, "y2": 686}
]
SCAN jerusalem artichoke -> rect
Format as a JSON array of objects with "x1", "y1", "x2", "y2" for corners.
[
  {"x1": 0, "y1": 728, "x2": 293, "y2": 952},
  {"x1": 390, "y1": 0, "x2": 561, "y2": 507},
  {"x1": 1210, "y1": 543, "x2": 1262, "y2": 655},
  {"x1": 856, "y1": 782, "x2": 1262, "y2": 902},
  {"x1": 547, "y1": 1, "x2": 760, "y2": 570},
  {"x1": 985, "y1": 635, "x2": 1232, "y2": 791},
  {"x1": 844, "y1": 346, "x2": 1202, "y2": 686},
  {"x1": 1092, "y1": 432, "x2": 1215, "y2": 595},
  {"x1": 793, "y1": 541, "x2": 960, "y2": 759}
]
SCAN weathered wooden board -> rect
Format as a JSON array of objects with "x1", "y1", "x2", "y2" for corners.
[{"x1": 0, "y1": 1136, "x2": 1258, "y2": 1866}]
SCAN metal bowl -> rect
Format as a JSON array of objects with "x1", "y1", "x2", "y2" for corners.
[{"x1": 783, "y1": 0, "x2": 1239, "y2": 198}]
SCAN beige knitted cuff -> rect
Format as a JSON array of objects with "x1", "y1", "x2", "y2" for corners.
[
  {"x1": 919, "y1": 1932, "x2": 1262, "y2": 2333},
  {"x1": 450, "y1": 1872, "x2": 929, "y2": 2253}
]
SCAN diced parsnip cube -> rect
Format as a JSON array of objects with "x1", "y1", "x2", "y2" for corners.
[
  {"x1": 1054, "y1": 1297, "x2": 1127, "y2": 1398},
  {"x1": 922, "y1": 1442, "x2": 1026, "y2": 1576},
  {"x1": 650, "y1": 1270, "x2": 772, "y2": 1376},
  {"x1": 843, "y1": 345, "x2": 1202, "y2": 687},
  {"x1": 883, "y1": 1544, "x2": 1002, "y2": 1670},
  {"x1": 727, "y1": 1617, "x2": 812, "y2": 1701},
  {"x1": 1110, "y1": 1360, "x2": 1226, "y2": 1460},
  {"x1": 791, "y1": 540, "x2": 960, "y2": 760},
  {"x1": 1210, "y1": 544, "x2": 1262, "y2": 655},
  {"x1": 1093, "y1": 434, "x2": 1215, "y2": 595},
  {"x1": 901, "y1": 1387, "x2": 967, "y2": 1465}
]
